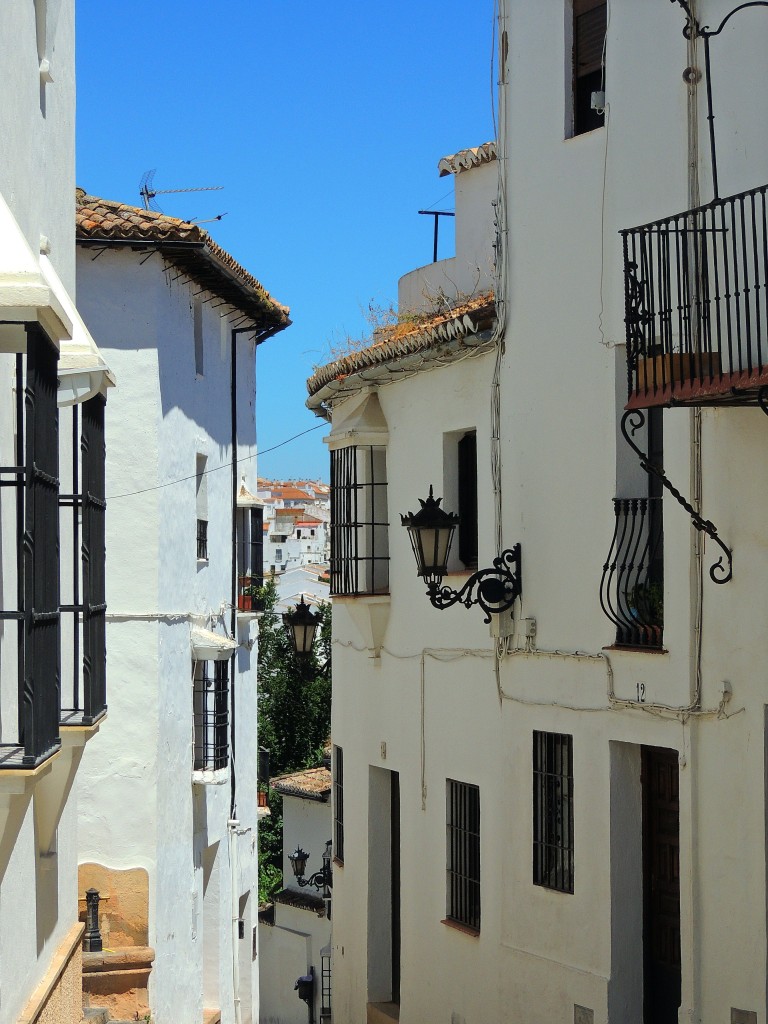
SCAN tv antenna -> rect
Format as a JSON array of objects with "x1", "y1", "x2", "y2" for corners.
[{"x1": 139, "y1": 169, "x2": 223, "y2": 213}]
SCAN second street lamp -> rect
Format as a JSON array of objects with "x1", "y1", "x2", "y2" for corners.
[{"x1": 283, "y1": 595, "x2": 322, "y2": 658}]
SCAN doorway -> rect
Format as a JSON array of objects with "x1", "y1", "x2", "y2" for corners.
[
  {"x1": 642, "y1": 746, "x2": 681, "y2": 1023},
  {"x1": 367, "y1": 767, "x2": 400, "y2": 1012}
]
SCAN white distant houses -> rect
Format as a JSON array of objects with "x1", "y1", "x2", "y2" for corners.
[{"x1": 257, "y1": 479, "x2": 330, "y2": 609}]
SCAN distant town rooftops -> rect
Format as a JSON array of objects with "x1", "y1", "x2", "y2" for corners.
[
  {"x1": 75, "y1": 190, "x2": 291, "y2": 334},
  {"x1": 306, "y1": 291, "x2": 496, "y2": 404},
  {"x1": 438, "y1": 141, "x2": 497, "y2": 178}
]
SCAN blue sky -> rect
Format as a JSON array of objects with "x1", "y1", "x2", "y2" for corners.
[{"x1": 76, "y1": 0, "x2": 496, "y2": 480}]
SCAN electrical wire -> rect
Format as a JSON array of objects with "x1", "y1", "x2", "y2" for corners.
[{"x1": 105, "y1": 423, "x2": 325, "y2": 500}]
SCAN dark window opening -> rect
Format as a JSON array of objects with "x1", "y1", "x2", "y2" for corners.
[
  {"x1": 197, "y1": 518, "x2": 208, "y2": 560},
  {"x1": 237, "y1": 506, "x2": 264, "y2": 606},
  {"x1": 533, "y1": 731, "x2": 574, "y2": 893},
  {"x1": 446, "y1": 779, "x2": 480, "y2": 931},
  {"x1": 193, "y1": 660, "x2": 229, "y2": 770},
  {"x1": 573, "y1": 0, "x2": 607, "y2": 136},
  {"x1": 333, "y1": 745, "x2": 344, "y2": 864},
  {"x1": 330, "y1": 445, "x2": 389, "y2": 596},
  {"x1": 457, "y1": 431, "x2": 478, "y2": 569}
]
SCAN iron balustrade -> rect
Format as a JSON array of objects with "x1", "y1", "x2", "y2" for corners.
[
  {"x1": 600, "y1": 497, "x2": 664, "y2": 649},
  {"x1": 623, "y1": 183, "x2": 768, "y2": 408}
]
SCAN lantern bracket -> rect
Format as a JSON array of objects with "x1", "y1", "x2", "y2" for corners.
[{"x1": 426, "y1": 544, "x2": 522, "y2": 623}]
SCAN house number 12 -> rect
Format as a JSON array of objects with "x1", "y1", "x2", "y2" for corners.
[{"x1": 636, "y1": 682, "x2": 646, "y2": 702}]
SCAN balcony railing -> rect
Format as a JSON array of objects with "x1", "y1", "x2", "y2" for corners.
[
  {"x1": 600, "y1": 497, "x2": 664, "y2": 649},
  {"x1": 623, "y1": 183, "x2": 768, "y2": 408}
]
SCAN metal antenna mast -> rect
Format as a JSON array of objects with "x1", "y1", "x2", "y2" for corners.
[{"x1": 139, "y1": 169, "x2": 224, "y2": 212}]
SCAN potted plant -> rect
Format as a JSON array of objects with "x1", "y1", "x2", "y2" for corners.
[{"x1": 238, "y1": 580, "x2": 268, "y2": 613}]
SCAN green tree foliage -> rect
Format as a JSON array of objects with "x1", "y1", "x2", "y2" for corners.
[{"x1": 257, "y1": 577, "x2": 331, "y2": 903}]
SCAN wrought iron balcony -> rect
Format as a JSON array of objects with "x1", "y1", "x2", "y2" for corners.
[
  {"x1": 623, "y1": 183, "x2": 768, "y2": 409},
  {"x1": 600, "y1": 497, "x2": 664, "y2": 649}
]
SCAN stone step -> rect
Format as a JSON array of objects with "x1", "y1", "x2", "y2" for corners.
[{"x1": 83, "y1": 1010, "x2": 109, "y2": 1024}]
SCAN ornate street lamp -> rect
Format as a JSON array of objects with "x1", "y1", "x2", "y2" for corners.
[
  {"x1": 289, "y1": 840, "x2": 333, "y2": 919},
  {"x1": 401, "y1": 486, "x2": 522, "y2": 623},
  {"x1": 283, "y1": 596, "x2": 322, "y2": 657}
]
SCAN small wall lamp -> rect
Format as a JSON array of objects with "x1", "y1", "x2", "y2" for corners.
[
  {"x1": 289, "y1": 839, "x2": 333, "y2": 919},
  {"x1": 401, "y1": 486, "x2": 522, "y2": 623}
]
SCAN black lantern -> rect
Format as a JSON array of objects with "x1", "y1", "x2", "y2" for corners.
[
  {"x1": 400, "y1": 485, "x2": 460, "y2": 586},
  {"x1": 401, "y1": 487, "x2": 523, "y2": 623},
  {"x1": 289, "y1": 840, "x2": 333, "y2": 918},
  {"x1": 283, "y1": 596, "x2": 322, "y2": 657}
]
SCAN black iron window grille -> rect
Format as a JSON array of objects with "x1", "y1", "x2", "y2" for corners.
[
  {"x1": 333, "y1": 745, "x2": 344, "y2": 864},
  {"x1": 623, "y1": 183, "x2": 768, "y2": 408},
  {"x1": 533, "y1": 731, "x2": 574, "y2": 894},
  {"x1": 320, "y1": 951, "x2": 332, "y2": 1021},
  {"x1": 330, "y1": 445, "x2": 389, "y2": 596},
  {"x1": 0, "y1": 327, "x2": 62, "y2": 769},
  {"x1": 197, "y1": 518, "x2": 208, "y2": 560},
  {"x1": 600, "y1": 496, "x2": 664, "y2": 649},
  {"x1": 193, "y1": 660, "x2": 229, "y2": 771},
  {"x1": 446, "y1": 779, "x2": 480, "y2": 931},
  {"x1": 60, "y1": 396, "x2": 108, "y2": 727}
]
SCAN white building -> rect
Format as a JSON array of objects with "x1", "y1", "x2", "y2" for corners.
[
  {"x1": 307, "y1": 2, "x2": 768, "y2": 1022},
  {"x1": 0, "y1": 5, "x2": 114, "y2": 1024},
  {"x1": 258, "y1": 764, "x2": 333, "y2": 1024},
  {"x1": 74, "y1": 193, "x2": 289, "y2": 1024}
]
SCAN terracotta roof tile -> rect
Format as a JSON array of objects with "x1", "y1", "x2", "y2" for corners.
[
  {"x1": 75, "y1": 190, "x2": 290, "y2": 333},
  {"x1": 438, "y1": 141, "x2": 497, "y2": 178},
  {"x1": 273, "y1": 888, "x2": 326, "y2": 916},
  {"x1": 307, "y1": 291, "x2": 496, "y2": 399},
  {"x1": 270, "y1": 766, "x2": 331, "y2": 801}
]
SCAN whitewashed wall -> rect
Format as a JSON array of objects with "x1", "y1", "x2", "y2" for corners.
[
  {"x1": 76, "y1": 246, "x2": 262, "y2": 1024},
  {"x1": 323, "y1": 1, "x2": 768, "y2": 1022},
  {"x1": 259, "y1": 792, "x2": 332, "y2": 1024},
  {"x1": 0, "y1": 5, "x2": 81, "y2": 1023}
]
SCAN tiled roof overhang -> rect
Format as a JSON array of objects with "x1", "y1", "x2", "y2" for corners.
[
  {"x1": 270, "y1": 766, "x2": 331, "y2": 801},
  {"x1": 75, "y1": 192, "x2": 290, "y2": 339},
  {"x1": 438, "y1": 141, "x2": 497, "y2": 178},
  {"x1": 273, "y1": 888, "x2": 326, "y2": 916},
  {"x1": 306, "y1": 292, "x2": 496, "y2": 413}
]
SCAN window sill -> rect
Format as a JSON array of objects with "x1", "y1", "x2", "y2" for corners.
[
  {"x1": 441, "y1": 918, "x2": 480, "y2": 938},
  {"x1": 603, "y1": 644, "x2": 668, "y2": 655},
  {"x1": 192, "y1": 766, "x2": 229, "y2": 786},
  {"x1": 333, "y1": 857, "x2": 344, "y2": 868}
]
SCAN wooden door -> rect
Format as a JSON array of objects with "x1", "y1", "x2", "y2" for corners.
[{"x1": 642, "y1": 747, "x2": 681, "y2": 1023}]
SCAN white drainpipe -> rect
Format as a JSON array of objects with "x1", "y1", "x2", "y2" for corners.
[{"x1": 228, "y1": 818, "x2": 242, "y2": 1024}]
